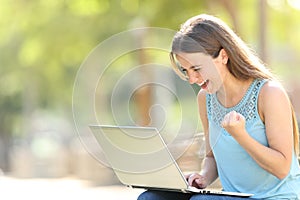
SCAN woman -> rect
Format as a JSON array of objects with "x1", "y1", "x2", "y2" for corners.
[{"x1": 137, "y1": 14, "x2": 300, "y2": 199}]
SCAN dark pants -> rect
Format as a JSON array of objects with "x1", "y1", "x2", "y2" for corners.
[{"x1": 137, "y1": 190, "x2": 258, "y2": 200}]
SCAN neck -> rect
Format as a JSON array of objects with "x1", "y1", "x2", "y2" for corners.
[{"x1": 217, "y1": 76, "x2": 254, "y2": 108}]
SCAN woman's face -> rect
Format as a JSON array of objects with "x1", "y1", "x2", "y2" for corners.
[{"x1": 175, "y1": 51, "x2": 227, "y2": 94}]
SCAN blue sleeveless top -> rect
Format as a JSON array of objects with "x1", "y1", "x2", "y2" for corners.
[{"x1": 206, "y1": 79, "x2": 300, "y2": 199}]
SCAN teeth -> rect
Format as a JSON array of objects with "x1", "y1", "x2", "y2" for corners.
[{"x1": 199, "y1": 80, "x2": 208, "y2": 87}]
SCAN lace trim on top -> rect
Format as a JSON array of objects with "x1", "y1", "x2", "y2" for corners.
[{"x1": 207, "y1": 79, "x2": 266, "y2": 127}]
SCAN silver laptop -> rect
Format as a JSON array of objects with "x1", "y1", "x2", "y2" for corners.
[{"x1": 89, "y1": 125, "x2": 253, "y2": 197}]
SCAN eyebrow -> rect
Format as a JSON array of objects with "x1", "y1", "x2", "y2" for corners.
[{"x1": 190, "y1": 65, "x2": 201, "y2": 69}]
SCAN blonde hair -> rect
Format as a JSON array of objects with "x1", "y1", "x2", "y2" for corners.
[{"x1": 170, "y1": 14, "x2": 299, "y2": 155}]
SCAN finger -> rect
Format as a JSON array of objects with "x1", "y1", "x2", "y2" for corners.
[
  {"x1": 188, "y1": 174, "x2": 198, "y2": 186},
  {"x1": 222, "y1": 111, "x2": 234, "y2": 128},
  {"x1": 221, "y1": 119, "x2": 226, "y2": 128},
  {"x1": 195, "y1": 177, "x2": 206, "y2": 189},
  {"x1": 231, "y1": 111, "x2": 237, "y2": 122},
  {"x1": 232, "y1": 111, "x2": 244, "y2": 122},
  {"x1": 222, "y1": 113, "x2": 230, "y2": 127},
  {"x1": 195, "y1": 178, "x2": 202, "y2": 185},
  {"x1": 230, "y1": 111, "x2": 241, "y2": 123},
  {"x1": 236, "y1": 112, "x2": 241, "y2": 121},
  {"x1": 195, "y1": 179, "x2": 204, "y2": 188},
  {"x1": 188, "y1": 176, "x2": 195, "y2": 186}
]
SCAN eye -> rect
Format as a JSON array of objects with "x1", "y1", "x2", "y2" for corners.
[
  {"x1": 180, "y1": 67, "x2": 187, "y2": 72},
  {"x1": 192, "y1": 66, "x2": 202, "y2": 71},
  {"x1": 181, "y1": 68, "x2": 188, "y2": 75},
  {"x1": 179, "y1": 67, "x2": 189, "y2": 79}
]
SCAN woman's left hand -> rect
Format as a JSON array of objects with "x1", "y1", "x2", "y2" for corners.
[{"x1": 221, "y1": 111, "x2": 246, "y2": 138}]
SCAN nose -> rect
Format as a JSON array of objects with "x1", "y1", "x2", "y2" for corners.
[
  {"x1": 188, "y1": 71, "x2": 202, "y2": 84},
  {"x1": 188, "y1": 75, "x2": 198, "y2": 84}
]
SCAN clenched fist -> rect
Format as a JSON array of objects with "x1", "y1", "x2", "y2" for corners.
[{"x1": 221, "y1": 111, "x2": 247, "y2": 138}]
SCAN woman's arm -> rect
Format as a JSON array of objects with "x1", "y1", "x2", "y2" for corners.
[
  {"x1": 222, "y1": 81, "x2": 293, "y2": 179},
  {"x1": 186, "y1": 90, "x2": 218, "y2": 188}
]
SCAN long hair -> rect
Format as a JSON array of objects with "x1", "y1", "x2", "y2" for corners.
[{"x1": 170, "y1": 14, "x2": 299, "y2": 155}]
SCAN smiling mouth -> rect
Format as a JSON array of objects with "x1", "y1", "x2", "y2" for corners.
[{"x1": 199, "y1": 80, "x2": 209, "y2": 88}]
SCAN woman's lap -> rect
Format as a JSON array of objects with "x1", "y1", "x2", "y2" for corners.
[
  {"x1": 190, "y1": 194, "x2": 257, "y2": 200},
  {"x1": 137, "y1": 190, "x2": 257, "y2": 200},
  {"x1": 137, "y1": 190, "x2": 192, "y2": 200}
]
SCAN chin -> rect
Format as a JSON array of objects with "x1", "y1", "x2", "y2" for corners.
[{"x1": 205, "y1": 86, "x2": 216, "y2": 94}]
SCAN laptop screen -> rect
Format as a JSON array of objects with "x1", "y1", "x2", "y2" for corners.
[{"x1": 89, "y1": 125, "x2": 189, "y2": 190}]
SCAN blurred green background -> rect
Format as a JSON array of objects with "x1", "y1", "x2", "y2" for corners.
[{"x1": 0, "y1": 0, "x2": 300, "y2": 182}]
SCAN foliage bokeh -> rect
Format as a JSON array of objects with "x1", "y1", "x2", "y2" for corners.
[{"x1": 0, "y1": 0, "x2": 300, "y2": 173}]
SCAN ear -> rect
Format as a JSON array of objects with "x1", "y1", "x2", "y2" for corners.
[{"x1": 220, "y1": 49, "x2": 229, "y2": 65}]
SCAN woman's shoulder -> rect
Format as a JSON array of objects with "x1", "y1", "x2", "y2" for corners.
[
  {"x1": 259, "y1": 79, "x2": 291, "y2": 115},
  {"x1": 259, "y1": 79, "x2": 288, "y2": 99}
]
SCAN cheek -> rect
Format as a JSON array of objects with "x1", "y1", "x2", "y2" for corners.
[
  {"x1": 203, "y1": 59, "x2": 224, "y2": 80},
  {"x1": 206, "y1": 65, "x2": 221, "y2": 79},
  {"x1": 206, "y1": 68, "x2": 224, "y2": 92},
  {"x1": 212, "y1": 62, "x2": 226, "y2": 79}
]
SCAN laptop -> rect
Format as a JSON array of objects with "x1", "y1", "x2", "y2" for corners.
[{"x1": 89, "y1": 125, "x2": 253, "y2": 197}]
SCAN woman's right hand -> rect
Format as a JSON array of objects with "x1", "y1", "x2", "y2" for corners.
[{"x1": 185, "y1": 173, "x2": 208, "y2": 189}]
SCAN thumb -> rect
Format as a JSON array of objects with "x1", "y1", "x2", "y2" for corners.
[{"x1": 236, "y1": 113, "x2": 240, "y2": 121}]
